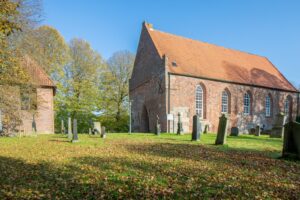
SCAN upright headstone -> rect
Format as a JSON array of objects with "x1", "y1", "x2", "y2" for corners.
[
  {"x1": 32, "y1": 115, "x2": 37, "y2": 133},
  {"x1": 68, "y1": 117, "x2": 72, "y2": 140},
  {"x1": 203, "y1": 124, "x2": 209, "y2": 134},
  {"x1": 72, "y1": 119, "x2": 78, "y2": 142},
  {"x1": 270, "y1": 113, "x2": 286, "y2": 138},
  {"x1": 296, "y1": 116, "x2": 300, "y2": 123},
  {"x1": 255, "y1": 125, "x2": 261, "y2": 136},
  {"x1": 155, "y1": 115, "x2": 161, "y2": 135},
  {"x1": 215, "y1": 114, "x2": 228, "y2": 145},
  {"x1": 282, "y1": 121, "x2": 300, "y2": 159},
  {"x1": 101, "y1": 126, "x2": 106, "y2": 138},
  {"x1": 0, "y1": 110, "x2": 3, "y2": 133},
  {"x1": 230, "y1": 127, "x2": 239, "y2": 136},
  {"x1": 93, "y1": 122, "x2": 101, "y2": 135},
  {"x1": 88, "y1": 128, "x2": 92, "y2": 135},
  {"x1": 61, "y1": 120, "x2": 65, "y2": 134},
  {"x1": 192, "y1": 115, "x2": 201, "y2": 141},
  {"x1": 177, "y1": 113, "x2": 183, "y2": 135}
]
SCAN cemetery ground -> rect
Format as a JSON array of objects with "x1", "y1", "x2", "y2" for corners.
[{"x1": 0, "y1": 133, "x2": 299, "y2": 199}]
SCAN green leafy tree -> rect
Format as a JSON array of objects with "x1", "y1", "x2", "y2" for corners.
[
  {"x1": 100, "y1": 51, "x2": 135, "y2": 132},
  {"x1": 55, "y1": 38, "x2": 105, "y2": 133}
]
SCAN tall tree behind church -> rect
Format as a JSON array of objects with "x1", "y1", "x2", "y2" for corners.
[{"x1": 55, "y1": 38, "x2": 105, "y2": 132}]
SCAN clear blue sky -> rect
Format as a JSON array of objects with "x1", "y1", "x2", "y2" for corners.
[{"x1": 43, "y1": 0, "x2": 300, "y2": 87}]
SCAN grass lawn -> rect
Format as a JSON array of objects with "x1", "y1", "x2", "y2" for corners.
[{"x1": 0, "y1": 133, "x2": 299, "y2": 199}]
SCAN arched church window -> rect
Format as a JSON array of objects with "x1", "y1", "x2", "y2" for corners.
[
  {"x1": 195, "y1": 85, "x2": 204, "y2": 118},
  {"x1": 265, "y1": 95, "x2": 272, "y2": 117},
  {"x1": 221, "y1": 90, "x2": 229, "y2": 113},
  {"x1": 244, "y1": 92, "x2": 251, "y2": 115}
]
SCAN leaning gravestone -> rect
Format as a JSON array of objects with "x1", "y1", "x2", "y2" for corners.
[
  {"x1": 255, "y1": 125, "x2": 261, "y2": 136},
  {"x1": 93, "y1": 122, "x2": 101, "y2": 135},
  {"x1": 68, "y1": 117, "x2": 72, "y2": 140},
  {"x1": 230, "y1": 127, "x2": 239, "y2": 136},
  {"x1": 282, "y1": 121, "x2": 300, "y2": 159},
  {"x1": 72, "y1": 119, "x2": 79, "y2": 142},
  {"x1": 215, "y1": 114, "x2": 228, "y2": 145},
  {"x1": 101, "y1": 126, "x2": 106, "y2": 138},
  {"x1": 270, "y1": 113, "x2": 286, "y2": 138},
  {"x1": 177, "y1": 113, "x2": 184, "y2": 135},
  {"x1": 192, "y1": 115, "x2": 201, "y2": 141},
  {"x1": 155, "y1": 115, "x2": 161, "y2": 135}
]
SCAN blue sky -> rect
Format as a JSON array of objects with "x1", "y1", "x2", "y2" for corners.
[{"x1": 43, "y1": 0, "x2": 300, "y2": 87}]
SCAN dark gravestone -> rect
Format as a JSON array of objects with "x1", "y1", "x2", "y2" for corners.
[
  {"x1": 255, "y1": 125, "x2": 261, "y2": 136},
  {"x1": 72, "y1": 119, "x2": 79, "y2": 142},
  {"x1": 155, "y1": 115, "x2": 161, "y2": 135},
  {"x1": 32, "y1": 115, "x2": 37, "y2": 133},
  {"x1": 68, "y1": 117, "x2": 72, "y2": 140},
  {"x1": 177, "y1": 113, "x2": 183, "y2": 135},
  {"x1": 101, "y1": 126, "x2": 106, "y2": 138},
  {"x1": 296, "y1": 116, "x2": 300, "y2": 123},
  {"x1": 192, "y1": 115, "x2": 201, "y2": 141},
  {"x1": 203, "y1": 124, "x2": 209, "y2": 134},
  {"x1": 230, "y1": 127, "x2": 239, "y2": 136},
  {"x1": 282, "y1": 121, "x2": 300, "y2": 159},
  {"x1": 271, "y1": 113, "x2": 286, "y2": 138},
  {"x1": 215, "y1": 114, "x2": 228, "y2": 145},
  {"x1": 249, "y1": 128, "x2": 256, "y2": 135}
]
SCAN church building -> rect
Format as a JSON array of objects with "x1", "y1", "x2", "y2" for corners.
[{"x1": 129, "y1": 22, "x2": 300, "y2": 133}]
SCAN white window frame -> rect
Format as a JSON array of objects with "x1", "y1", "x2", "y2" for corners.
[
  {"x1": 244, "y1": 93, "x2": 251, "y2": 115},
  {"x1": 221, "y1": 91, "x2": 228, "y2": 113},
  {"x1": 196, "y1": 85, "x2": 203, "y2": 118},
  {"x1": 284, "y1": 99, "x2": 290, "y2": 116},
  {"x1": 265, "y1": 96, "x2": 271, "y2": 117}
]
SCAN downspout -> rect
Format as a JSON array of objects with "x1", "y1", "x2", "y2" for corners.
[
  {"x1": 163, "y1": 55, "x2": 170, "y2": 133},
  {"x1": 297, "y1": 92, "x2": 300, "y2": 117}
]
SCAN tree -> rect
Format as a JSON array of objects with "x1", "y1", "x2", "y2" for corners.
[
  {"x1": 17, "y1": 25, "x2": 70, "y2": 77},
  {"x1": 55, "y1": 38, "x2": 105, "y2": 132},
  {"x1": 0, "y1": 0, "x2": 42, "y2": 135},
  {"x1": 100, "y1": 51, "x2": 135, "y2": 131}
]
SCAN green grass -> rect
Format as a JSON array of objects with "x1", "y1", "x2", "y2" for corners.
[{"x1": 0, "y1": 133, "x2": 299, "y2": 199}]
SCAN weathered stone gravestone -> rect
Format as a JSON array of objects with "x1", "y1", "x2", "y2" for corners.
[
  {"x1": 282, "y1": 121, "x2": 300, "y2": 159},
  {"x1": 101, "y1": 126, "x2": 106, "y2": 138},
  {"x1": 61, "y1": 120, "x2": 65, "y2": 134},
  {"x1": 93, "y1": 122, "x2": 101, "y2": 135},
  {"x1": 88, "y1": 128, "x2": 92, "y2": 135},
  {"x1": 230, "y1": 127, "x2": 239, "y2": 136},
  {"x1": 192, "y1": 115, "x2": 201, "y2": 141},
  {"x1": 255, "y1": 125, "x2": 261, "y2": 136},
  {"x1": 177, "y1": 113, "x2": 184, "y2": 135},
  {"x1": 296, "y1": 116, "x2": 300, "y2": 123},
  {"x1": 32, "y1": 115, "x2": 37, "y2": 133},
  {"x1": 72, "y1": 119, "x2": 79, "y2": 142},
  {"x1": 215, "y1": 114, "x2": 228, "y2": 145},
  {"x1": 270, "y1": 113, "x2": 286, "y2": 138},
  {"x1": 68, "y1": 117, "x2": 72, "y2": 140},
  {"x1": 203, "y1": 124, "x2": 209, "y2": 134},
  {"x1": 155, "y1": 115, "x2": 161, "y2": 135}
]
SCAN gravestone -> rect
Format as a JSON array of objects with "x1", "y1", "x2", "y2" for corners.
[
  {"x1": 271, "y1": 113, "x2": 286, "y2": 138},
  {"x1": 32, "y1": 115, "x2": 37, "y2": 133},
  {"x1": 177, "y1": 113, "x2": 183, "y2": 135},
  {"x1": 0, "y1": 110, "x2": 3, "y2": 132},
  {"x1": 192, "y1": 115, "x2": 201, "y2": 141},
  {"x1": 282, "y1": 121, "x2": 300, "y2": 159},
  {"x1": 155, "y1": 115, "x2": 161, "y2": 135},
  {"x1": 61, "y1": 120, "x2": 65, "y2": 134},
  {"x1": 101, "y1": 126, "x2": 106, "y2": 138},
  {"x1": 72, "y1": 119, "x2": 79, "y2": 142},
  {"x1": 215, "y1": 114, "x2": 228, "y2": 145},
  {"x1": 203, "y1": 124, "x2": 209, "y2": 134},
  {"x1": 88, "y1": 128, "x2": 92, "y2": 135},
  {"x1": 249, "y1": 128, "x2": 256, "y2": 135},
  {"x1": 93, "y1": 122, "x2": 101, "y2": 135},
  {"x1": 68, "y1": 117, "x2": 72, "y2": 140},
  {"x1": 296, "y1": 116, "x2": 300, "y2": 123},
  {"x1": 230, "y1": 127, "x2": 239, "y2": 136},
  {"x1": 255, "y1": 125, "x2": 261, "y2": 136}
]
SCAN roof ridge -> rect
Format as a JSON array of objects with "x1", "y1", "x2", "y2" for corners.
[{"x1": 151, "y1": 27, "x2": 267, "y2": 60}]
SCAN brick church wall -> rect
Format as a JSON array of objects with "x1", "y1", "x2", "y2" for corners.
[{"x1": 168, "y1": 74, "x2": 298, "y2": 133}]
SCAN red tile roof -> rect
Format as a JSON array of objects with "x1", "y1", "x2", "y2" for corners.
[
  {"x1": 145, "y1": 23, "x2": 297, "y2": 92},
  {"x1": 22, "y1": 55, "x2": 55, "y2": 88}
]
